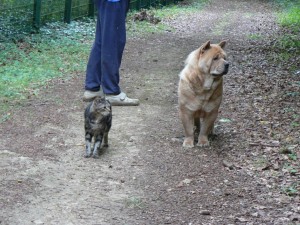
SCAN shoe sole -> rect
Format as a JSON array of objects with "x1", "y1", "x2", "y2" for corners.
[{"x1": 109, "y1": 101, "x2": 139, "y2": 106}]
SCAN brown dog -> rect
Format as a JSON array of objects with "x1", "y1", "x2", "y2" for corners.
[{"x1": 178, "y1": 41, "x2": 229, "y2": 148}]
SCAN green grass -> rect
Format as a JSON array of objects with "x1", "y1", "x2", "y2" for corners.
[
  {"x1": 0, "y1": 39, "x2": 88, "y2": 97},
  {"x1": 127, "y1": 19, "x2": 172, "y2": 36},
  {"x1": 152, "y1": 0, "x2": 208, "y2": 16},
  {"x1": 277, "y1": 4, "x2": 300, "y2": 31},
  {"x1": 277, "y1": 3, "x2": 300, "y2": 50},
  {"x1": 247, "y1": 33, "x2": 263, "y2": 40},
  {"x1": 269, "y1": 1, "x2": 300, "y2": 70},
  {"x1": 127, "y1": 0, "x2": 209, "y2": 36},
  {"x1": 276, "y1": 1, "x2": 300, "y2": 48}
]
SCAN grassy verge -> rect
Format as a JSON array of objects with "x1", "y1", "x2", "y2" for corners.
[
  {"x1": 0, "y1": 20, "x2": 96, "y2": 119},
  {"x1": 273, "y1": 1, "x2": 300, "y2": 197},
  {"x1": 273, "y1": 0, "x2": 300, "y2": 68},
  {"x1": 277, "y1": 1, "x2": 300, "y2": 46},
  {"x1": 0, "y1": 0, "x2": 208, "y2": 121},
  {"x1": 278, "y1": 6, "x2": 300, "y2": 30}
]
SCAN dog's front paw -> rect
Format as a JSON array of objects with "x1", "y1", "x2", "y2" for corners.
[
  {"x1": 196, "y1": 141, "x2": 210, "y2": 147},
  {"x1": 197, "y1": 136, "x2": 210, "y2": 147},
  {"x1": 183, "y1": 138, "x2": 194, "y2": 148}
]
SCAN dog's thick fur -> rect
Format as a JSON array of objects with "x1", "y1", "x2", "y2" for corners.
[{"x1": 178, "y1": 41, "x2": 229, "y2": 148}]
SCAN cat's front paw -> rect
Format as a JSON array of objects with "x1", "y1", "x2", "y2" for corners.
[
  {"x1": 84, "y1": 153, "x2": 92, "y2": 158},
  {"x1": 102, "y1": 143, "x2": 109, "y2": 148},
  {"x1": 92, "y1": 154, "x2": 100, "y2": 159}
]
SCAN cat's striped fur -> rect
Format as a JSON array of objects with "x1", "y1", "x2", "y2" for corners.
[{"x1": 84, "y1": 96, "x2": 112, "y2": 158}]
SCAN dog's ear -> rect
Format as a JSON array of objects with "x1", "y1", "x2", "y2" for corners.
[
  {"x1": 219, "y1": 40, "x2": 227, "y2": 49},
  {"x1": 199, "y1": 41, "x2": 211, "y2": 56},
  {"x1": 202, "y1": 41, "x2": 211, "y2": 51}
]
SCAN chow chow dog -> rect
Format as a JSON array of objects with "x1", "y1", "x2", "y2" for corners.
[{"x1": 178, "y1": 41, "x2": 229, "y2": 148}]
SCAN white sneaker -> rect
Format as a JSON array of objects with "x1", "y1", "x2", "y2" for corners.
[
  {"x1": 83, "y1": 89, "x2": 104, "y2": 102},
  {"x1": 105, "y1": 92, "x2": 139, "y2": 106}
]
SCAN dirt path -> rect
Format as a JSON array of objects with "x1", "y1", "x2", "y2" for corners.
[{"x1": 1, "y1": 0, "x2": 299, "y2": 224}]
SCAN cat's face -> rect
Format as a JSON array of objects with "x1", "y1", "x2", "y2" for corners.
[{"x1": 93, "y1": 97, "x2": 111, "y2": 115}]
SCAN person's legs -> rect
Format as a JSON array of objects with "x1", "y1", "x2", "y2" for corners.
[
  {"x1": 83, "y1": 11, "x2": 104, "y2": 101},
  {"x1": 99, "y1": 0, "x2": 127, "y2": 95},
  {"x1": 84, "y1": 0, "x2": 139, "y2": 105},
  {"x1": 85, "y1": 11, "x2": 102, "y2": 92}
]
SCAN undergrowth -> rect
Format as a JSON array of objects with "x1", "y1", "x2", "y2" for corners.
[
  {"x1": 0, "y1": 20, "x2": 95, "y2": 118},
  {"x1": 273, "y1": 0, "x2": 300, "y2": 64}
]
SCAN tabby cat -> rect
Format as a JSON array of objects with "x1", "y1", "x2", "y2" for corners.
[{"x1": 84, "y1": 96, "x2": 112, "y2": 158}]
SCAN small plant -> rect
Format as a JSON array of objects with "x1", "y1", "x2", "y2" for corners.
[
  {"x1": 291, "y1": 114, "x2": 300, "y2": 127},
  {"x1": 285, "y1": 91, "x2": 300, "y2": 97},
  {"x1": 0, "y1": 113, "x2": 11, "y2": 124},
  {"x1": 248, "y1": 33, "x2": 262, "y2": 40},
  {"x1": 291, "y1": 121, "x2": 300, "y2": 128},
  {"x1": 125, "y1": 196, "x2": 145, "y2": 209},
  {"x1": 288, "y1": 152, "x2": 297, "y2": 161},
  {"x1": 289, "y1": 168, "x2": 298, "y2": 175},
  {"x1": 283, "y1": 183, "x2": 299, "y2": 196}
]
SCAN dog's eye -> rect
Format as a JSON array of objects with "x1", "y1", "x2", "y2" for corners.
[{"x1": 213, "y1": 56, "x2": 218, "y2": 60}]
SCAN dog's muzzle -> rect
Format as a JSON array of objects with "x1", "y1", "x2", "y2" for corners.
[{"x1": 213, "y1": 63, "x2": 229, "y2": 76}]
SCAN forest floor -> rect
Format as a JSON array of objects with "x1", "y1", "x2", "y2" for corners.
[{"x1": 0, "y1": 0, "x2": 299, "y2": 224}]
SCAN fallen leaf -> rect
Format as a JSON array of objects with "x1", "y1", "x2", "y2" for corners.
[{"x1": 219, "y1": 118, "x2": 232, "y2": 123}]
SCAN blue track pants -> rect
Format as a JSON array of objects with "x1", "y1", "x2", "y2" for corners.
[{"x1": 85, "y1": 0, "x2": 128, "y2": 95}]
